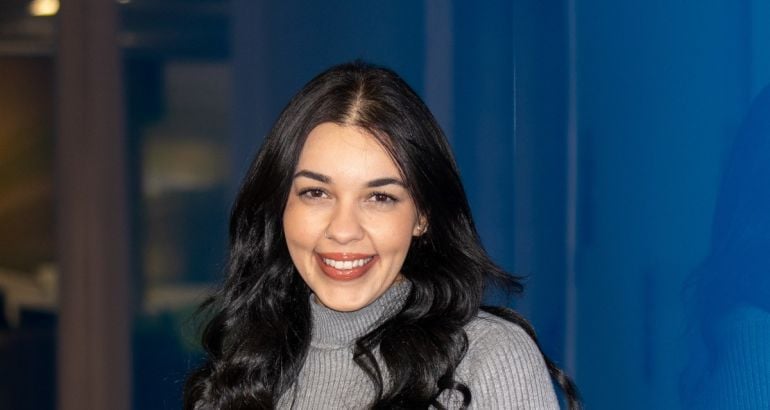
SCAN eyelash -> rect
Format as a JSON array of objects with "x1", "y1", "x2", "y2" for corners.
[
  {"x1": 298, "y1": 188, "x2": 328, "y2": 199},
  {"x1": 368, "y1": 191, "x2": 399, "y2": 203},
  {"x1": 296, "y1": 188, "x2": 399, "y2": 204}
]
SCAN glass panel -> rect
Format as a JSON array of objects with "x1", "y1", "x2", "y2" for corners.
[
  {"x1": 131, "y1": 61, "x2": 230, "y2": 410},
  {"x1": 0, "y1": 55, "x2": 56, "y2": 410},
  {"x1": 565, "y1": 2, "x2": 770, "y2": 409},
  {"x1": 0, "y1": 2, "x2": 57, "y2": 409},
  {"x1": 514, "y1": 2, "x2": 770, "y2": 408},
  {"x1": 120, "y1": 1, "x2": 231, "y2": 408}
]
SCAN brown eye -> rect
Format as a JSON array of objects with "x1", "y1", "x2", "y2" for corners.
[
  {"x1": 299, "y1": 188, "x2": 328, "y2": 199},
  {"x1": 368, "y1": 192, "x2": 398, "y2": 203}
]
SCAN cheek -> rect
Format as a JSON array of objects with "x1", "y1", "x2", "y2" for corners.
[
  {"x1": 283, "y1": 201, "x2": 316, "y2": 248},
  {"x1": 367, "y1": 213, "x2": 417, "y2": 255}
]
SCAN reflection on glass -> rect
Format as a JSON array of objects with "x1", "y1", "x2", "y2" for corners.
[
  {"x1": 683, "y1": 85, "x2": 770, "y2": 409},
  {"x1": 120, "y1": 1, "x2": 232, "y2": 407},
  {"x1": 0, "y1": 56, "x2": 56, "y2": 410},
  {"x1": 140, "y1": 62, "x2": 230, "y2": 289},
  {"x1": 128, "y1": 60, "x2": 231, "y2": 409}
]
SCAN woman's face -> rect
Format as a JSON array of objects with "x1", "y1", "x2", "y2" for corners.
[{"x1": 283, "y1": 122, "x2": 424, "y2": 312}]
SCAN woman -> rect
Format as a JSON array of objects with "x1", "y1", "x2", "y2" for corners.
[{"x1": 184, "y1": 61, "x2": 580, "y2": 409}]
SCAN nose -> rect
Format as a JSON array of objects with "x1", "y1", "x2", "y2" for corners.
[{"x1": 324, "y1": 200, "x2": 364, "y2": 244}]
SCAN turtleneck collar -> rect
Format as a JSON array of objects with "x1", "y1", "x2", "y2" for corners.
[{"x1": 310, "y1": 280, "x2": 412, "y2": 349}]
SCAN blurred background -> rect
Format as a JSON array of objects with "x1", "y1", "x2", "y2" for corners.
[{"x1": 1, "y1": 0, "x2": 769, "y2": 409}]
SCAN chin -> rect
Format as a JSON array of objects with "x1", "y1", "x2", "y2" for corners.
[
  {"x1": 314, "y1": 287, "x2": 372, "y2": 312},
  {"x1": 319, "y1": 295, "x2": 367, "y2": 312},
  {"x1": 325, "y1": 303, "x2": 362, "y2": 313}
]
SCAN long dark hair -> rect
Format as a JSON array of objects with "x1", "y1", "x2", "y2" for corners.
[{"x1": 184, "y1": 61, "x2": 580, "y2": 409}]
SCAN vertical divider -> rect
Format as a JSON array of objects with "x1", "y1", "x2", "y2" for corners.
[{"x1": 56, "y1": 0, "x2": 132, "y2": 408}]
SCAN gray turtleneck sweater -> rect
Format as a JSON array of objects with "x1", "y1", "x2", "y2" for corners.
[{"x1": 277, "y1": 281, "x2": 559, "y2": 409}]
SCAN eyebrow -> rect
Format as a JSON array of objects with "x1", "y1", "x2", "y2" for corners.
[
  {"x1": 293, "y1": 169, "x2": 405, "y2": 188},
  {"x1": 366, "y1": 177, "x2": 405, "y2": 188},
  {"x1": 293, "y1": 170, "x2": 330, "y2": 183}
]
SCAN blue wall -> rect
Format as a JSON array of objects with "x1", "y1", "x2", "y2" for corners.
[{"x1": 573, "y1": 1, "x2": 754, "y2": 407}]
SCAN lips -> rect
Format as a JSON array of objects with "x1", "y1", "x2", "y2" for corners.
[{"x1": 315, "y1": 252, "x2": 378, "y2": 281}]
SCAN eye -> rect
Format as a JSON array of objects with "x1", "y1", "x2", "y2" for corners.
[
  {"x1": 367, "y1": 192, "x2": 398, "y2": 204},
  {"x1": 298, "y1": 188, "x2": 328, "y2": 200}
]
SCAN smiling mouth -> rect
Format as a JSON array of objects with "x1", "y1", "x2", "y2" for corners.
[
  {"x1": 321, "y1": 256, "x2": 373, "y2": 269},
  {"x1": 315, "y1": 253, "x2": 377, "y2": 281}
]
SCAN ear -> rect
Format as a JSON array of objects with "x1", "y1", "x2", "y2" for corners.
[{"x1": 413, "y1": 215, "x2": 428, "y2": 236}]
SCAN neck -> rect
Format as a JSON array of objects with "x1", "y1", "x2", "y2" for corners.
[{"x1": 310, "y1": 280, "x2": 412, "y2": 348}]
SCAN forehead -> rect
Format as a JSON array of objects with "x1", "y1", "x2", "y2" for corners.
[{"x1": 296, "y1": 122, "x2": 401, "y2": 179}]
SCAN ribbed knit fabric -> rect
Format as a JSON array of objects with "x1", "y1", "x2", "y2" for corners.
[
  {"x1": 277, "y1": 281, "x2": 559, "y2": 409},
  {"x1": 686, "y1": 305, "x2": 770, "y2": 409}
]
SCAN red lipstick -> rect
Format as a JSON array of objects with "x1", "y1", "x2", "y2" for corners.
[{"x1": 315, "y1": 253, "x2": 377, "y2": 281}]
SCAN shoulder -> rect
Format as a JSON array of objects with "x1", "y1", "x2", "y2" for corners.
[
  {"x1": 461, "y1": 310, "x2": 550, "y2": 377},
  {"x1": 452, "y1": 310, "x2": 559, "y2": 409},
  {"x1": 464, "y1": 310, "x2": 540, "y2": 355},
  {"x1": 720, "y1": 304, "x2": 770, "y2": 328},
  {"x1": 701, "y1": 305, "x2": 770, "y2": 408},
  {"x1": 715, "y1": 304, "x2": 770, "y2": 359},
  {"x1": 714, "y1": 304, "x2": 770, "y2": 351}
]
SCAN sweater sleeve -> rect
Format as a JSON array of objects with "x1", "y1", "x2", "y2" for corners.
[{"x1": 452, "y1": 312, "x2": 560, "y2": 410}]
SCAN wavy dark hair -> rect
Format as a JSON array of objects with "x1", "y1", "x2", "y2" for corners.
[{"x1": 184, "y1": 61, "x2": 580, "y2": 409}]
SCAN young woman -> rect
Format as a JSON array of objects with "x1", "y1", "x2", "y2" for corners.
[{"x1": 184, "y1": 61, "x2": 580, "y2": 409}]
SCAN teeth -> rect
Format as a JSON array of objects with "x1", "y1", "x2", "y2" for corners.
[{"x1": 322, "y1": 257, "x2": 373, "y2": 270}]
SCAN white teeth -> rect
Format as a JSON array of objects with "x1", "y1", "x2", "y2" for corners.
[{"x1": 322, "y1": 257, "x2": 373, "y2": 270}]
